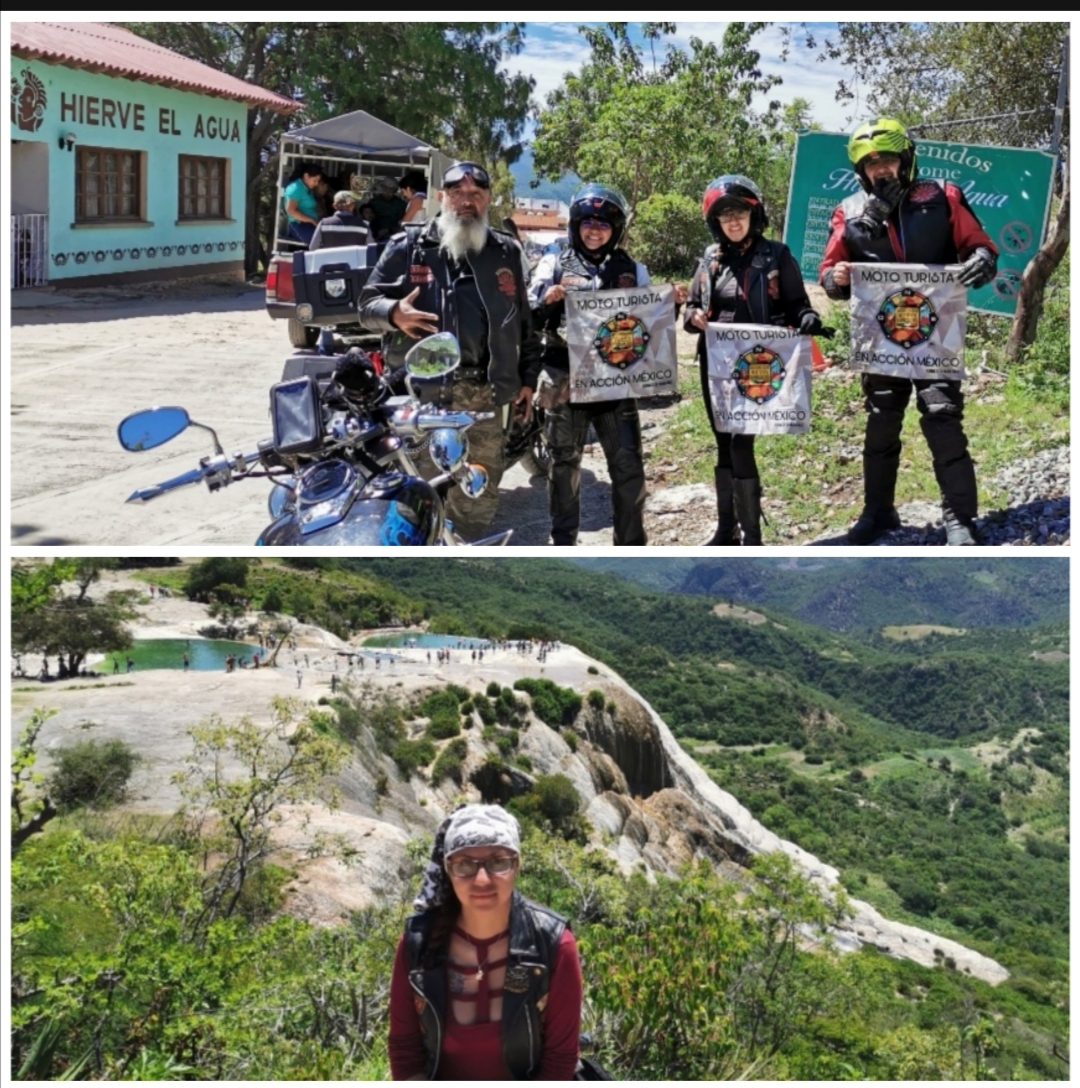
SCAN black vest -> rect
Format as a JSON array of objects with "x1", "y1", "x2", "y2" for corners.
[
  {"x1": 403, "y1": 892, "x2": 568, "y2": 1079},
  {"x1": 689, "y1": 236, "x2": 789, "y2": 328},
  {"x1": 539, "y1": 247, "x2": 641, "y2": 371},
  {"x1": 840, "y1": 181, "x2": 965, "y2": 265}
]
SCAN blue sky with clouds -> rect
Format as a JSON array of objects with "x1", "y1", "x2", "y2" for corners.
[{"x1": 505, "y1": 20, "x2": 857, "y2": 137}]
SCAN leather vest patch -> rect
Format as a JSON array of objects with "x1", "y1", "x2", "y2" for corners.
[{"x1": 495, "y1": 267, "x2": 517, "y2": 297}]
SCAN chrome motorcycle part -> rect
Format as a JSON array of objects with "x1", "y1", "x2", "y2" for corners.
[
  {"x1": 458, "y1": 463, "x2": 489, "y2": 499},
  {"x1": 429, "y1": 427, "x2": 468, "y2": 473}
]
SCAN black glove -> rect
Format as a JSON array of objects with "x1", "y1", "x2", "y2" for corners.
[
  {"x1": 798, "y1": 310, "x2": 824, "y2": 336},
  {"x1": 957, "y1": 246, "x2": 997, "y2": 289},
  {"x1": 850, "y1": 176, "x2": 905, "y2": 238}
]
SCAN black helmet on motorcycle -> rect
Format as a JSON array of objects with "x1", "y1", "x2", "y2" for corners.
[
  {"x1": 702, "y1": 175, "x2": 768, "y2": 243},
  {"x1": 847, "y1": 118, "x2": 918, "y2": 192},
  {"x1": 334, "y1": 347, "x2": 385, "y2": 407},
  {"x1": 568, "y1": 183, "x2": 629, "y2": 260}
]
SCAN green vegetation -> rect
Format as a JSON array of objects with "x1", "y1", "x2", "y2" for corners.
[
  {"x1": 47, "y1": 738, "x2": 139, "y2": 812},
  {"x1": 431, "y1": 738, "x2": 469, "y2": 786},
  {"x1": 513, "y1": 677, "x2": 583, "y2": 727},
  {"x1": 417, "y1": 687, "x2": 463, "y2": 739}
]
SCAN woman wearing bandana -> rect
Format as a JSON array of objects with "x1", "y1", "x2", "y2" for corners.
[{"x1": 388, "y1": 804, "x2": 582, "y2": 1079}]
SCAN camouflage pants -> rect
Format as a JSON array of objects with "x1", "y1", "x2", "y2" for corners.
[{"x1": 418, "y1": 380, "x2": 510, "y2": 542}]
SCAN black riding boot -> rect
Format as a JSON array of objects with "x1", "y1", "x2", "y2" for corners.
[
  {"x1": 705, "y1": 466, "x2": 739, "y2": 545},
  {"x1": 935, "y1": 452, "x2": 979, "y2": 545},
  {"x1": 733, "y1": 476, "x2": 763, "y2": 546},
  {"x1": 847, "y1": 454, "x2": 901, "y2": 545}
]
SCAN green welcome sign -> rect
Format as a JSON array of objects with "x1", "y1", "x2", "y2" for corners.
[{"x1": 784, "y1": 131, "x2": 1057, "y2": 316}]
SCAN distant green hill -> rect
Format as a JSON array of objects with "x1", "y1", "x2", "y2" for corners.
[{"x1": 566, "y1": 557, "x2": 1070, "y2": 633}]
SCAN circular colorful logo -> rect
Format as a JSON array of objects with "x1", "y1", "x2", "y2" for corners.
[
  {"x1": 877, "y1": 288, "x2": 938, "y2": 349},
  {"x1": 734, "y1": 345, "x2": 786, "y2": 403},
  {"x1": 593, "y1": 312, "x2": 650, "y2": 369}
]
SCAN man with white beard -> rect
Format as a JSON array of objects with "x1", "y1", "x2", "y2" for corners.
[{"x1": 358, "y1": 161, "x2": 540, "y2": 541}]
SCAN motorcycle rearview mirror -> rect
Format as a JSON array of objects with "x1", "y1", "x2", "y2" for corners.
[
  {"x1": 117, "y1": 407, "x2": 191, "y2": 452},
  {"x1": 404, "y1": 332, "x2": 461, "y2": 381}
]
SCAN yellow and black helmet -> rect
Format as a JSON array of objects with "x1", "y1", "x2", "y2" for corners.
[{"x1": 847, "y1": 118, "x2": 917, "y2": 191}]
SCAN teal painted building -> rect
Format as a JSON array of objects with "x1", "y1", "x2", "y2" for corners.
[{"x1": 11, "y1": 22, "x2": 296, "y2": 287}]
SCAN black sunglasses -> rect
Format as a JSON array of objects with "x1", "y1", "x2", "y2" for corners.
[{"x1": 443, "y1": 162, "x2": 491, "y2": 190}]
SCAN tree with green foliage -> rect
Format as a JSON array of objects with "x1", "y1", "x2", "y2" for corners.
[
  {"x1": 532, "y1": 22, "x2": 790, "y2": 273},
  {"x1": 184, "y1": 556, "x2": 251, "y2": 603},
  {"x1": 120, "y1": 22, "x2": 534, "y2": 274},
  {"x1": 11, "y1": 559, "x2": 135, "y2": 678},
  {"x1": 11, "y1": 709, "x2": 59, "y2": 853},
  {"x1": 171, "y1": 697, "x2": 349, "y2": 933}
]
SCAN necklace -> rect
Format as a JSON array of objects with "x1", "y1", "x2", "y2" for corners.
[{"x1": 453, "y1": 926, "x2": 509, "y2": 982}]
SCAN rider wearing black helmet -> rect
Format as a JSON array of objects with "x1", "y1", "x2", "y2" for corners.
[
  {"x1": 529, "y1": 184, "x2": 687, "y2": 546},
  {"x1": 820, "y1": 119, "x2": 998, "y2": 546},
  {"x1": 684, "y1": 174, "x2": 823, "y2": 545}
]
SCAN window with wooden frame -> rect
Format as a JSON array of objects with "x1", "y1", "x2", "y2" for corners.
[
  {"x1": 179, "y1": 155, "x2": 229, "y2": 220},
  {"x1": 75, "y1": 146, "x2": 143, "y2": 221}
]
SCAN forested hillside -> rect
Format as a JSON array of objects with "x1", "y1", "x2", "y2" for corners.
[{"x1": 566, "y1": 557, "x2": 1070, "y2": 633}]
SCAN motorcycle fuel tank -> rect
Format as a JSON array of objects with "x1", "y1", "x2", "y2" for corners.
[{"x1": 257, "y1": 475, "x2": 443, "y2": 546}]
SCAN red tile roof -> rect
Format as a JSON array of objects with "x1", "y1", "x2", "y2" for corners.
[{"x1": 11, "y1": 22, "x2": 299, "y2": 113}]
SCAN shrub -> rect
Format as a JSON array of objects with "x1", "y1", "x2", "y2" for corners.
[
  {"x1": 486, "y1": 681, "x2": 502, "y2": 698},
  {"x1": 431, "y1": 738, "x2": 469, "y2": 786},
  {"x1": 561, "y1": 728, "x2": 579, "y2": 753},
  {"x1": 587, "y1": 690, "x2": 606, "y2": 711},
  {"x1": 587, "y1": 665, "x2": 599, "y2": 675},
  {"x1": 473, "y1": 695, "x2": 497, "y2": 727},
  {"x1": 419, "y1": 688, "x2": 463, "y2": 740},
  {"x1": 391, "y1": 737, "x2": 436, "y2": 778},
  {"x1": 631, "y1": 191, "x2": 706, "y2": 279},
  {"x1": 48, "y1": 738, "x2": 139, "y2": 811},
  {"x1": 512, "y1": 774, "x2": 584, "y2": 840},
  {"x1": 513, "y1": 679, "x2": 582, "y2": 728}
]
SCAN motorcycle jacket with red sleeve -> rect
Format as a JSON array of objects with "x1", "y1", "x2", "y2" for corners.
[{"x1": 819, "y1": 180, "x2": 998, "y2": 299}]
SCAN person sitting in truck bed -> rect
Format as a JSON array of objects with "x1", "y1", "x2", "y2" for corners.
[{"x1": 310, "y1": 191, "x2": 370, "y2": 250}]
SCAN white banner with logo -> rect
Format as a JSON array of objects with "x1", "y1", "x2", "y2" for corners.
[
  {"x1": 706, "y1": 324, "x2": 813, "y2": 435},
  {"x1": 565, "y1": 284, "x2": 677, "y2": 403},
  {"x1": 850, "y1": 262, "x2": 967, "y2": 379}
]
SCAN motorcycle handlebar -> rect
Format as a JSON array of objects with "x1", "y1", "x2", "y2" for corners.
[{"x1": 124, "y1": 449, "x2": 262, "y2": 503}]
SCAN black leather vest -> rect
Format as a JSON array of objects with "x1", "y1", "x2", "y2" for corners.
[
  {"x1": 403, "y1": 892, "x2": 568, "y2": 1079},
  {"x1": 539, "y1": 247, "x2": 641, "y2": 370},
  {"x1": 840, "y1": 181, "x2": 960, "y2": 265},
  {"x1": 689, "y1": 236, "x2": 789, "y2": 327}
]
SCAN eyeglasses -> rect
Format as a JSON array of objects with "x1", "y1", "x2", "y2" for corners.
[
  {"x1": 718, "y1": 209, "x2": 751, "y2": 222},
  {"x1": 446, "y1": 855, "x2": 517, "y2": 879},
  {"x1": 579, "y1": 218, "x2": 613, "y2": 232},
  {"x1": 443, "y1": 162, "x2": 491, "y2": 190}
]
